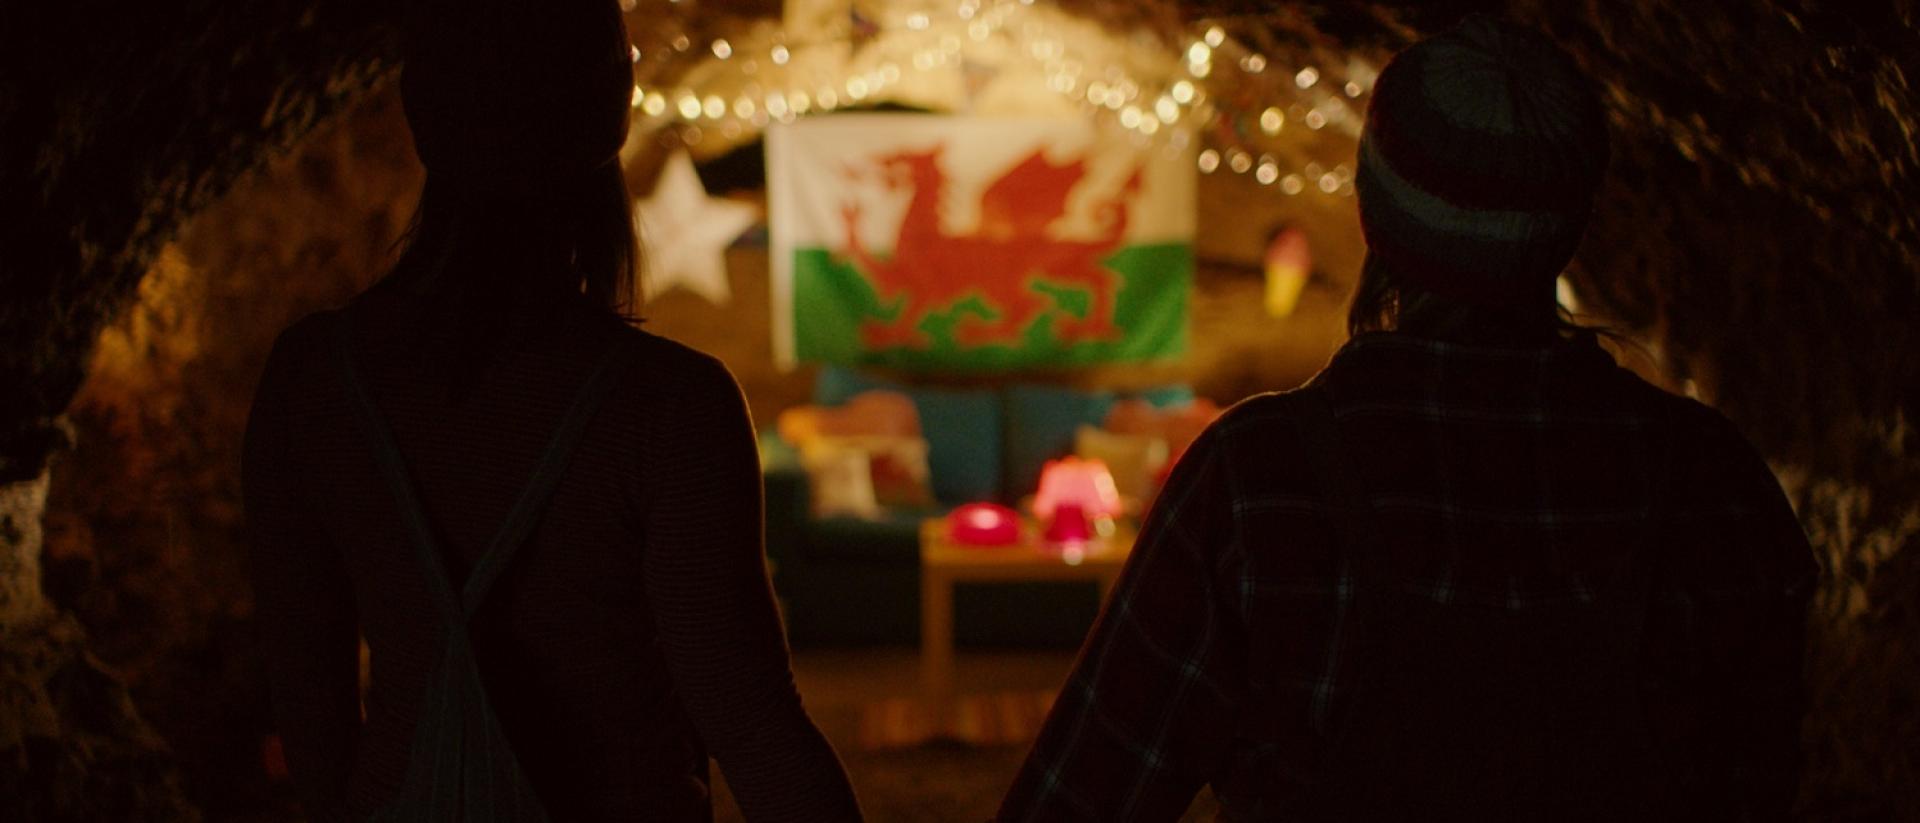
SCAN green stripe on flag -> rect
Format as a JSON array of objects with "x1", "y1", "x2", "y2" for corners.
[{"x1": 792, "y1": 243, "x2": 1190, "y2": 371}]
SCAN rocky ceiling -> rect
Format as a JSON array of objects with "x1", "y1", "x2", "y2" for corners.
[{"x1": 2, "y1": 0, "x2": 1915, "y2": 817}]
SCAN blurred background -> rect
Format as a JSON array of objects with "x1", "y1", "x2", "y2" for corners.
[{"x1": 1, "y1": 1, "x2": 1916, "y2": 820}]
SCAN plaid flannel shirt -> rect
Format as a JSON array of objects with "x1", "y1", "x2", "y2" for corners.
[{"x1": 997, "y1": 331, "x2": 1817, "y2": 822}]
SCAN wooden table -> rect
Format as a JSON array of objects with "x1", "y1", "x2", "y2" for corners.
[{"x1": 918, "y1": 517, "x2": 1135, "y2": 737}]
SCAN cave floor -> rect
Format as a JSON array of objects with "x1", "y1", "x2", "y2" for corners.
[{"x1": 710, "y1": 648, "x2": 1221, "y2": 822}]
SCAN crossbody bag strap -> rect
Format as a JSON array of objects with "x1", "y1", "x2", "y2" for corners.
[
  {"x1": 331, "y1": 313, "x2": 468, "y2": 630},
  {"x1": 459, "y1": 336, "x2": 630, "y2": 615}
]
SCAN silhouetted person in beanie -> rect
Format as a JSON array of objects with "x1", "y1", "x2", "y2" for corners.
[
  {"x1": 999, "y1": 15, "x2": 1816, "y2": 822},
  {"x1": 244, "y1": 2, "x2": 861, "y2": 820}
]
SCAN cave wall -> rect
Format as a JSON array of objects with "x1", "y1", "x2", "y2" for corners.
[
  {"x1": 0, "y1": 1, "x2": 398, "y2": 817},
  {"x1": 3, "y1": 0, "x2": 1917, "y2": 820},
  {"x1": 41, "y1": 91, "x2": 422, "y2": 817}
]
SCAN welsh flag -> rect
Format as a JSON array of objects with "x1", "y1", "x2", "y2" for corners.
[{"x1": 767, "y1": 115, "x2": 1194, "y2": 371}]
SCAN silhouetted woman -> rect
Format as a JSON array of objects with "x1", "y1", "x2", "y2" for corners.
[
  {"x1": 999, "y1": 15, "x2": 1815, "y2": 822},
  {"x1": 244, "y1": 2, "x2": 860, "y2": 820}
]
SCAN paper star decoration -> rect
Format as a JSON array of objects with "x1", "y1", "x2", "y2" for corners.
[{"x1": 634, "y1": 150, "x2": 760, "y2": 305}]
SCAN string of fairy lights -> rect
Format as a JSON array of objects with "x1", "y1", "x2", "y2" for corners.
[{"x1": 622, "y1": 0, "x2": 1372, "y2": 197}]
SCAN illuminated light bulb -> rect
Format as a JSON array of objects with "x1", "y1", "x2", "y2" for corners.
[
  {"x1": 631, "y1": 86, "x2": 645, "y2": 108},
  {"x1": 790, "y1": 91, "x2": 811, "y2": 114},
  {"x1": 1305, "y1": 110, "x2": 1327, "y2": 129},
  {"x1": 909, "y1": 13, "x2": 930, "y2": 30},
  {"x1": 1280, "y1": 174, "x2": 1305, "y2": 194},
  {"x1": 711, "y1": 38, "x2": 732, "y2": 59},
  {"x1": 1155, "y1": 96, "x2": 1179, "y2": 123},
  {"x1": 1304, "y1": 162, "x2": 1324, "y2": 179},
  {"x1": 1119, "y1": 106, "x2": 1142, "y2": 129},
  {"x1": 1138, "y1": 116, "x2": 1159, "y2": 135},
  {"x1": 629, "y1": 45, "x2": 641, "y2": 63},
  {"x1": 1171, "y1": 80, "x2": 1195, "y2": 104},
  {"x1": 642, "y1": 94, "x2": 666, "y2": 116},
  {"x1": 817, "y1": 88, "x2": 839, "y2": 109},
  {"x1": 682, "y1": 125, "x2": 703, "y2": 145},
  {"x1": 733, "y1": 96, "x2": 756, "y2": 118},
  {"x1": 1086, "y1": 81, "x2": 1108, "y2": 104},
  {"x1": 1255, "y1": 161, "x2": 1279, "y2": 185},
  {"x1": 702, "y1": 95, "x2": 725, "y2": 119},
  {"x1": 958, "y1": 2, "x2": 976, "y2": 20},
  {"x1": 1197, "y1": 149, "x2": 1220, "y2": 173},
  {"x1": 770, "y1": 44, "x2": 790, "y2": 65},
  {"x1": 1204, "y1": 26, "x2": 1225, "y2": 47},
  {"x1": 677, "y1": 94, "x2": 702, "y2": 119},
  {"x1": 1104, "y1": 88, "x2": 1126, "y2": 109},
  {"x1": 1189, "y1": 59, "x2": 1212, "y2": 78},
  {"x1": 1259, "y1": 106, "x2": 1283, "y2": 134},
  {"x1": 1334, "y1": 163, "x2": 1354, "y2": 182},
  {"x1": 1319, "y1": 173, "x2": 1340, "y2": 193},
  {"x1": 1187, "y1": 42, "x2": 1211, "y2": 64},
  {"x1": 672, "y1": 34, "x2": 691, "y2": 51},
  {"x1": 1345, "y1": 81, "x2": 1363, "y2": 97},
  {"x1": 1295, "y1": 66, "x2": 1319, "y2": 88},
  {"x1": 1228, "y1": 151, "x2": 1252, "y2": 174},
  {"x1": 846, "y1": 76, "x2": 869, "y2": 100},
  {"x1": 969, "y1": 20, "x2": 990, "y2": 41},
  {"x1": 1242, "y1": 54, "x2": 1267, "y2": 73},
  {"x1": 765, "y1": 93, "x2": 789, "y2": 118}
]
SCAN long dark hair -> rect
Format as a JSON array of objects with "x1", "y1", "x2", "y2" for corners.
[
  {"x1": 374, "y1": 161, "x2": 640, "y2": 394},
  {"x1": 1345, "y1": 252, "x2": 1569, "y2": 344}
]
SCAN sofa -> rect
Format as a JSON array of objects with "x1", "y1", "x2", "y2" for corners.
[{"x1": 763, "y1": 366, "x2": 1194, "y2": 648}]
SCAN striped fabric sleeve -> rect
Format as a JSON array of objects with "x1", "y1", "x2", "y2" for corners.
[
  {"x1": 640, "y1": 353, "x2": 863, "y2": 822},
  {"x1": 997, "y1": 427, "x2": 1245, "y2": 822},
  {"x1": 244, "y1": 332, "x2": 362, "y2": 820}
]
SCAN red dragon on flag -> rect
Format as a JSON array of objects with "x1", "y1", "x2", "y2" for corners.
[
  {"x1": 768, "y1": 115, "x2": 1193, "y2": 371},
  {"x1": 834, "y1": 145, "x2": 1143, "y2": 350}
]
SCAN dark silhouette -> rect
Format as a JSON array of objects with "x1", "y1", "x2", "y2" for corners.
[
  {"x1": 999, "y1": 15, "x2": 1817, "y2": 822},
  {"x1": 243, "y1": 1, "x2": 860, "y2": 820}
]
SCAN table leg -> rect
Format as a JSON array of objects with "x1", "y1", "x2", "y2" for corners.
[{"x1": 920, "y1": 566, "x2": 955, "y2": 740}]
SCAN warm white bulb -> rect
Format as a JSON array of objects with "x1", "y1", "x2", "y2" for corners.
[{"x1": 1259, "y1": 107, "x2": 1283, "y2": 134}]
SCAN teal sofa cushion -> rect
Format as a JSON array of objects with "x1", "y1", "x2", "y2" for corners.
[
  {"x1": 1001, "y1": 383, "x2": 1198, "y2": 501},
  {"x1": 1003, "y1": 384, "x2": 1116, "y2": 502},
  {"x1": 813, "y1": 366, "x2": 1002, "y2": 505}
]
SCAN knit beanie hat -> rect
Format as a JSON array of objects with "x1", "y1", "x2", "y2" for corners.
[
  {"x1": 401, "y1": 0, "x2": 634, "y2": 188},
  {"x1": 1355, "y1": 14, "x2": 1609, "y2": 309}
]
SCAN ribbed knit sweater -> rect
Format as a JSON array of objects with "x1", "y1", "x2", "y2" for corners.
[{"x1": 244, "y1": 293, "x2": 860, "y2": 822}]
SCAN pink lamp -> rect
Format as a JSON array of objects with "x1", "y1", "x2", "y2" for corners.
[
  {"x1": 1033, "y1": 457, "x2": 1123, "y2": 546},
  {"x1": 947, "y1": 502, "x2": 1021, "y2": 547}
]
